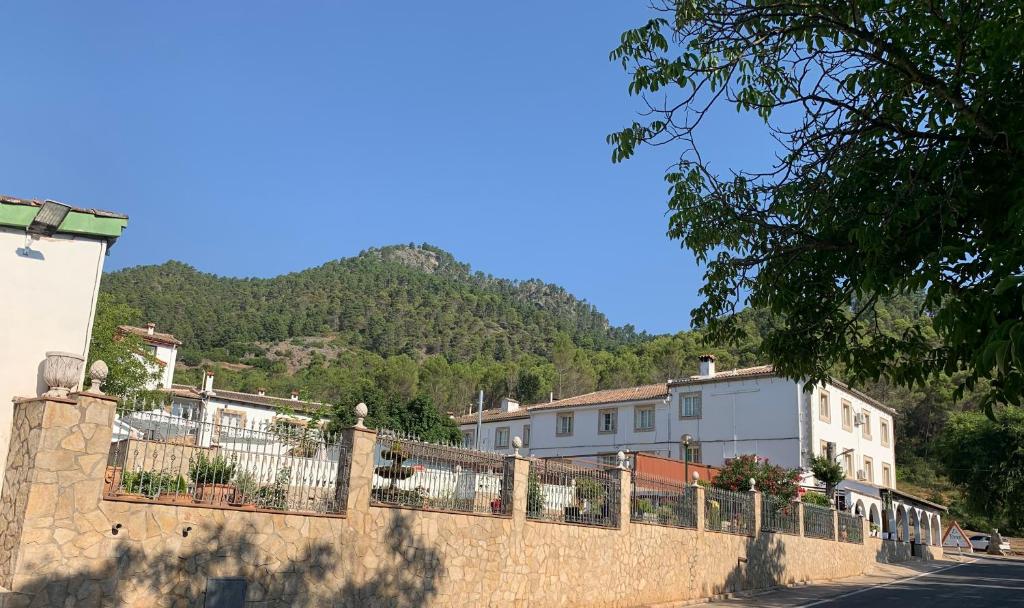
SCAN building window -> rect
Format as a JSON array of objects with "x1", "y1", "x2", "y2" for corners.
[
  {"x1": 842, "y1": 400, "x2": 853, "y2": 431},
  {"x1": 522, "y1": 424, "x2": 530, "y2": 447},
  {"x1": 679, "y1": 392, "x2": 702, "y2": 418},
  {"x1": 598, "y1": 408, "x2": 618, "y2": 434},
  {"x1": 556, "y1": 413, "x2": 574, "y2": 436},
  {"x1": 461, "y1": 431, "x2": 475, "y2": 448},
  {"x1": 882, "y1": 463, "x2": 893, "y2": 487},
  {"x1": 843, "y1": 452, "x2": 854, "y2": 478},
  {"x1": 685, "y1": 443, "x2": 701, "y2": 463},
  {"x1": 862, "y1": 456, "x2": 874, "y2": 482},
  {"x1": 861, "y1": 410, "x2": 872, "y2": 439},
  {"x1": 819, "y1": 391, "x2": 831, "y2": 422},
  {"x1": 634, "y1": 405, "x2": 655, "y2": 431},
  {"x1": 495, "y1": 427, "x2": 510, "y2": 449},
  {"x1": 880, "y1": 420, "x2": 891, "y2": 447}
]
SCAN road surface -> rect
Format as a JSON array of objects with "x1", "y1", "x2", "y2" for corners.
[{"x1": 705, "y1": 555, "x2": 1024, "y2": 607}]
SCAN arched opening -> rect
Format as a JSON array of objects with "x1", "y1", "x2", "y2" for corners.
[
  {"x1": 854, "y1": 500, "x2": 866, "y2": 517},
  {"x1": 869, "y1": 504, "x2": 881, "y2": 537},
  {"x1": 922, "y1": 512, "x2": 932, "y2": 545},
  {"x1": 896, "y1": 505, "x2": 908, "y2": 541},
  {"x1": 931, "y1": 515, "x2": 942, "y2": 546},
  {"x1": 909, "y1": 508, "x2": 920, "y2": 543}
]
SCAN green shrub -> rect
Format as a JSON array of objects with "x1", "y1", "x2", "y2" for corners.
[
  {"x1": 121, "y1": 470, "x2": 188, "y2": 498},
  {"x1": 802, "y1": 491, "x2": 832, "y2": 507},
  {"x1": 189, "y1": 452, "x2": 237, "y2": 485}
]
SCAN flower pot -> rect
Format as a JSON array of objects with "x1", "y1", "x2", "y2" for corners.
[
  {"x1": 103, "y1": 466, "x2": 123, "y2": 495},
  {"x1": 193, "y1": 483, "x2": 234, "y2": 505},
  {"x1": 42, "y1": 351, "x2": 85, "y2": 398}
]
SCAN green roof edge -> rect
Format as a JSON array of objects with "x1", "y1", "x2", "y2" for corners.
[{"x1": 0, "y1": 202, "x2": 128, "y2": 240}]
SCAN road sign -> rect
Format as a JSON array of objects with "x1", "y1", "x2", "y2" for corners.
[{"x1": 942, "y1": 520, "x2": 973, "y2": 551}]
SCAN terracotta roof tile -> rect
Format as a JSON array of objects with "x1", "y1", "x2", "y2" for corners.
[
  {"x1": 668, "y1": 365, "x2": 775, "y2": 386},
  {"x1": 454, "y1": 408, "x2": 531, "y2": 425},
  {"x1": 0, "y1": 194, "x2": 128, "y2": 219},
  {"x1": 527, "y1": 383, "x2": 669, "y2": 412},
  {"x1": 117, "y1": 325, "x2": 182, "y2": 346},
  {"x1": 164, "y1": 384, "x2": 325, "y2": 414}
]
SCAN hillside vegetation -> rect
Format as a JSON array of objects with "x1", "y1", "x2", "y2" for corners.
[{"x1": 99, "y1": 244, "x2": 1002, "y2": 531}]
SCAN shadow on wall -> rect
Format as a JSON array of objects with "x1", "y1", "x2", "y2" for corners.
[
  {"x1": 721, "y1": 532, "x2": 788, "y2": 595},
  {"x1": 7, "y1": 511, "x2": 442, "y2": 608}
]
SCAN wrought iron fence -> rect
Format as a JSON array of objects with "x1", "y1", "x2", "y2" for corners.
[
  {"x1": 526, "y1": 459, "x2": 620, "y2": 528},
  {"x1": 838, "y1": 511, "x2": 864, "y2": 544},
  {"x1": 631, "y1": 472, "x2": 696, "y2": 528},
  {"x1": 761, "y1": 494, "x2": 800, "y2": 535},
  {"x1": 802, "y1": 503, "x2": 836, "y2": 540},
  {"x1": 371, "y1": 429, "x2": 513, "y2": 516},
  {"x1": 105, "y1": 400, "x2": 351, "y2": 515},
  {"x1": 704, "y1": 486, "x2": 754, "y2": 535}
]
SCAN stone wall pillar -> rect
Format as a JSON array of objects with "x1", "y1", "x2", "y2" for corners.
[
  {"x1": 694, "y1": 484, "x2": 706, "y2": 530},
  {"x1": 796, "y1": 501, "x2": 805, "y2": 537},
  {"x1": 751, "y1": 490, "x2": 762, "y2": 536},
  {"x1": 0, "y1": 391, "x2": 117, "y2": 592},
  {"x1": 615, "y1": 467, "x2": 631, "y2": 529},
  {"x1": 510, "y1": 457, "x2": 530, "y2": 526},
  {"x1": 341, "y1": 426, "x2": 377, "y2": 533}
]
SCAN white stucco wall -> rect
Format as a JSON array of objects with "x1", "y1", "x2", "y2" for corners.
[
  {"x1": 809, "y1": 383, "x2": 897, "y2": 488},
  {"x1": 671, "y1": 375, "x2": 802, "y2": 468},
  {"x1": 0, "y1": 226, "x2": 109, "y2": 496},
  {"x1": 460, "y1": 418, "x2": 532, "y2": 455}
]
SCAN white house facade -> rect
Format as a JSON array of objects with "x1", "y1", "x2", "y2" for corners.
[{"x1": 117, "y1": 322, "x2": 180, "y2": 390}]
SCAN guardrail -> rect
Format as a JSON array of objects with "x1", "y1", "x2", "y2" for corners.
[
  {"x1": 704, "y1": 486, "x2": 754, "y2": 536},
  {"x1": 761, "y1": 494, "x2": 799, "y2": 535},
  {"x1": 527, "y1": 459, "x2": 620, "y2": 528},
  {"x1": 631, "y1": 471, "x2": 697, "y2": 528},
  {"x1": 803, "y1": 503, "x2": 836, "y2": 540}
]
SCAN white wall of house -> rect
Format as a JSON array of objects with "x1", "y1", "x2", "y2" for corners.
[
  {"x1": 462, "y1": 418, "x2": 532, "y2": 455},
  {"x1": 808, "y1": 383, "x2": 897, "y2": 488},
  {"x1": 153, "y1": 342, "x2": 177, "y2": 389},
  {"x1": 524, "y1": 398, "x2": 677, "y2": 461},
  {"x1": 670, "y1": 376, "x2": 802, "y2": 469},
  {"x1": 0, "y1": 227, "x2": 110, "y2": 498}
]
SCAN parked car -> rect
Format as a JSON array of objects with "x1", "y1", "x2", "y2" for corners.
[{"x1": 969, "y1": 534, "x2": 1011, "y2": 553}]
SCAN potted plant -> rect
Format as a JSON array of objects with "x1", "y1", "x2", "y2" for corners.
[
  {"x1": 253, "y1": 467, "x2": 291, "y2": 511},
  {"x1": 633, "y1": 498, "x2": 655, "y2": 522},
  {"x1": 189, "y1": 452, "x2": 237, "y2": 504},
  {"x1": 228, "y1": 470, "x2": 259, "y2": 509},
  {"x1": 372, "y1": 442, "x2": 421, "y2": 506}
]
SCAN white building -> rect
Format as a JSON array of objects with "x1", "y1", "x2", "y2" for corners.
[
  {"x1": 117, "y1": 323, "x2": 180, "y2": 390},
  {"x1": 456, "y1": 355, "x2": 946, "y2": 541},
  {"x1": 0, "y1": 195, "x2": 128, "y2": 498}
]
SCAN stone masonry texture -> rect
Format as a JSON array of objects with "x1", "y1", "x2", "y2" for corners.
[{"x1": 0, "y1": 394, "x2": 936, "y2": 607}]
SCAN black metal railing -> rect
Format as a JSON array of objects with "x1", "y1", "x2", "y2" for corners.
[
  {"x1": 526, "y1": 459, "x2": 620, "y2": 528},
  {"x1": 371, "y1": 429, "x2": 513, "y2": 516},
  {"x1": 838, "y1": 511, "x2": 864, "y2": 543},
  {"x1": 704, "y1": 486, "x2": 755, "y2": 536},
  {"x1": 761, "y1": 494, "x2": 800, "y2": 535},
  {"x1": 803, "y1": 503, "x2": 836, "y2": 540},
  {"x1": 105, "y1": 402, "x2": 350, "y2": 515},
  {"x1": 631, "y1": 472, "x2": 697, "y2": 528}
]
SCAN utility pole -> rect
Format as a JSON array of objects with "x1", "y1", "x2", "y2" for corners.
[{"x1": 475, "y1": 390, "x2": 484, "y2": 450}]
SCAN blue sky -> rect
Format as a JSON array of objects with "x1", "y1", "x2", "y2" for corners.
[{"x1": 0, "y1": 2, "x2": 776, "y2": 335}]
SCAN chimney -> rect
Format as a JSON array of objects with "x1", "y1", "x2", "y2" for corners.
[
  {"x1": 257, "y1": 388, "x2": 266, "y2": 396},
  {"x1": 146, "y1": 322, "x2": 155, "y2": 336},
  {"x1": 290, "y1": 390, "x2": 300, "y2": 401},
  {"x1": 202, "y1": 371, "x2": 215, "y2": 393},
  {"x1": 698, "y1": 354, "x2": 716, "y2": 377},
  {"x1": 500, "y1": 397, "x2": 519, "y2": 413}
]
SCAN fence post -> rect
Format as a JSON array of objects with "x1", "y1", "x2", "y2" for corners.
[
  {"x1": 615, "y1": 466, "x2": 630, "y2": 529},
  {"x1": 795, "y1": 500, "x2": 805, "y2": 537},
  {"x1": 510, "y1": 456, "x2": 530, "y2": 526},
  {"x1": 831, "y1": 508, "x2": 839, "y2": 541},
  {"x1": 751, "y1": 489, "x2": 762, "y2": 536},
  {"x1": 341, "y1": 423, "x2": 377, "y2": 532},
  {"x1": 694, "y1": 484, "x2": 706, "y2": 530}
]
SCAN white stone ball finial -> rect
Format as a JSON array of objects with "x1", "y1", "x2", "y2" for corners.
[
  {"x1": 616, "y1": 450, "x2": 626, "y2": 469},
  {"x1": 354, "y1": 402, "x2": 368, "y2": 429},
  {"x1": 88, "y1": 360, "x2": 109, "y2": 395},
  {"x1": 749, "y1": 477, "x2": 757, "y2": 492},
  {"x1": 691, "y1": 471, "x2": 700, "y2": 487},
  {"x1": 512, "y1": 436, "x2": 523, "y2": 457}
]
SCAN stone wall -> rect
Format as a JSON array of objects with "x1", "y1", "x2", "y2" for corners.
[{"x1": 0, "y1": 394, "x2": 935, "y2": 608}]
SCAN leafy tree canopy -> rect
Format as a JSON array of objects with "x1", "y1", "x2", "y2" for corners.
[
  {"x1": 86, "y1": 293, "x2": 160, "y2": 398},
  {"x1": 610, "y1": 1, "x2": 1024, "y2": 416},
  {"x1": 714, "y1": 454, "x2": 801, "y2": 501}
]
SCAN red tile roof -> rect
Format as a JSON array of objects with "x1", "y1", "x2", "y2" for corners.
[
  {"x1": 0, "y1": 194, "x2": 128, "y2": 219},
  {"x1": 454, "y1": 408, "x2": 531, "y2": 425},
  {"x1": 527, "y1": 383, "x2": 669, "y2": 412},
  {"x1": 668, "y1": 364, "x2": 775, "y2": 386},
  {"x1": 117, "y1": 324, "x2": 182, "y2": 346},
  {"x1": 164, "y1": 384, "x2": 326, "y2": 414}
]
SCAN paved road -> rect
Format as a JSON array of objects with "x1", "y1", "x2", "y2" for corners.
[{"x1": 706, "y1": 556, "x2": 1024, "y2": 607}]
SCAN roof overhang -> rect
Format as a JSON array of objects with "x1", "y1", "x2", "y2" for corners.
[{"x1": 0, "y1": 196, "x2": 128, "y2": 243}]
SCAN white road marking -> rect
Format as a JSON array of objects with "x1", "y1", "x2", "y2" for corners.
[{"x1": 796, "y1": 560, "x2": 977, "y2": 607}]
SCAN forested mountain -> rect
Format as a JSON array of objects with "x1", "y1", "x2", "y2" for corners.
[{"x1": 99, "y1": 245, "x2": 997, "y2": 531}]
